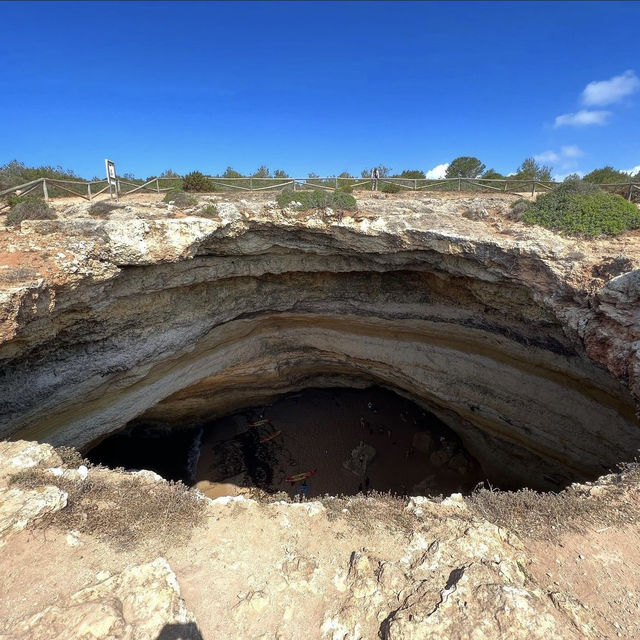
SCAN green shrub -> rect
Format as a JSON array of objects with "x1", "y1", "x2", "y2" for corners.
[
  {"x1": 0, "y1": 159, "x2": 83, "y2": 193},
  {"x1": 380, "y1": 182, "x2": 403, "y2": 194},
  {"x1": 396, "y1": 170, "x2": 425, "y2": 179},
  {"x1": 199, "y1": 204, "x2": 219, "y2": 218},
  {"x1": 7, "y1": 194, "x2": 27, "y2": 207},
  {"x1": 331, "y1": 189, "x2": 357, "y2": 210},
  {"x1": 583, "y1": 166, "x2": 629, "y2": 184},
  {"x1": 182, "y1": 171, "x2": 215, "y2": 192},
  {"x1": 277, "y1": 189, "x2": 356, "y2": 211},
  {"x1": 6, "y1": 197, "x2": 56, "y2": 226},
  {"x1": 277, "y1": 190, "x2": 329, "y2": 210},
  {"x1": 522, "y1": 183, "x2": 640, "y2": 236},
  {"x1": 163, "y1": 189, "x2": 196, "y2": 208}
]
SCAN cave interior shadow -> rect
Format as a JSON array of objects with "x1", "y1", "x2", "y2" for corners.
[{"x1": 155, "y1": 622, "x2": 204, "y2": 640}]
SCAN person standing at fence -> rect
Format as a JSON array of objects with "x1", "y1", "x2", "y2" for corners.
[{"x1": 371, "y1": 167, "x2": 380, "y2": 191}]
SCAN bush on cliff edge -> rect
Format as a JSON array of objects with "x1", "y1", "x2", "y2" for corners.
[
  {"x1": 6, "y1": 197, "x2": 56, "y2": 226},
  {"x1": 182, "y1": 171, "x2": 216, "y2": 192},
  {"x1": 163, "y1": 189, "x2": 196, "y2": 208},
  {"x1": 522, "y1": 182, "x2": 640, "y2": 236},
  {"x1": 277, "y1": 189, "x2": 356, "y2": 211}
]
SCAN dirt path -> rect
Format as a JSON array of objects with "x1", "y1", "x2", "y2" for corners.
[{"x1": 527, "y1": 527, "x2": 640, "y2": 639}]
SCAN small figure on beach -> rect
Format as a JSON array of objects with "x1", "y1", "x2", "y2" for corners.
[{"x1": 297, "y1": 481, "x2": 310, "y2": 500}]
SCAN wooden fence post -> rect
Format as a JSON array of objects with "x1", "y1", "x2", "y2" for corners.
[
  {"x1": 87, "y1": 183, "x2": 92, "y2": 201},
  {"x1": 531, "y1": 181, "x2": 536, "y2": 197},
  {"x1": 156, "y1": 178, "x2": 160, "y2": 193},
  {"x1": 457, "y1": 174, "x2": 461, "y2": 192},
  {"x1": 628, "y1": 183, "x2": 633, "y2": 201},
  {"x1": 42, "y1": 179, "x2": 48, "y2": 201}
]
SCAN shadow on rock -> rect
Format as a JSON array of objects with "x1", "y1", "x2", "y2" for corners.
[{"x1": 156, "y1": 622, "x2": 204, "y2": 640}]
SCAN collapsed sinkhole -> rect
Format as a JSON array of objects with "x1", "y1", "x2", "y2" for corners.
[{"x1": 85, "y1": 385, "x2": 592, "y2": 500}]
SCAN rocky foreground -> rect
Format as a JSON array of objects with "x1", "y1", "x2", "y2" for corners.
[{"x1": 0, "y1": 439, "x2": 639, "y2": 640}]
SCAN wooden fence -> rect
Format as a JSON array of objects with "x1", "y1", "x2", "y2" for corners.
[{"x1": 1, "y1": 175, "x2": 639, "y2": 202}]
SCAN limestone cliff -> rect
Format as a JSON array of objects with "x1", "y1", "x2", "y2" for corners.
[{"x1": 0, "y1": 192, "x2": 639, "y2": 489}]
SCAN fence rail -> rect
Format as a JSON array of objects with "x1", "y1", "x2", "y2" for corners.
[{"x1": 1, "y1": 176, "x2": 639, "y2": 202}]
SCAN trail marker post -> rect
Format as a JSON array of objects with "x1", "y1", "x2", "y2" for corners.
[{"x1": 105, "y1": 159, "x2": 118, "y2": 201}]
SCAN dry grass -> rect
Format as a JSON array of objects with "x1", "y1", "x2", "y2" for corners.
[
  {"x1": 163, "y1": 190, "x2": 196, "y2": 208},
  {"x1": 53, "y1": 445, "x2": 86, "y2": 468},
  {"x1": 467, "y1": 463, "x2": 640, "y2": 539},
  {"x1": 9, "y1": 468, "x2": 206, "y2": 552},
  {"x1": 6, "y1": 198, "x2": 55, "y2": 226},
  {"x1": 321, "y1": 491, "x2": 415, "y2": 537},
  {"x1": 87, "y1": 201, "x2": 123, "y2": 217}
]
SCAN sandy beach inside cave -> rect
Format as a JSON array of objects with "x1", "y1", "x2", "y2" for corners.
[{"x1": 195, "y1": 387, "x2": 482, "y2": 499}]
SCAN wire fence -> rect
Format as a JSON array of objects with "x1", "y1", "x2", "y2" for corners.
[{"x1": 1, "y1": 175, "x2": 639, "y2": 203}]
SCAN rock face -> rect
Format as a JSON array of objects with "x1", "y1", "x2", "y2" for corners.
[
  {"x1": 0, "y1": 192, "x2": 639, "y2": 489},
  {"x1": 2, "y1": 558, "x2": 199, "y2": 640}
]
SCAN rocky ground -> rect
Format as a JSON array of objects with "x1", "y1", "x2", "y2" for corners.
[{"x1": 0, "y1": 440, "x2": 639, "y2": 639}]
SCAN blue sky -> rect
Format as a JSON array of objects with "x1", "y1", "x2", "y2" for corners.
[{"x1": 1, "y1": 1, "x2": 639, "y2": 180}]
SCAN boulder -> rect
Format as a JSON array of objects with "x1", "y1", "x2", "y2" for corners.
[
  {"x1": 2, "y1": 558, "x2": 199, "y2": 640},
  {"x1": 411, "y1": 431, "x2": 435, "y2": 454},
  {"x1": 343, "y1": 442, "x2": 376, "y2": 477}
]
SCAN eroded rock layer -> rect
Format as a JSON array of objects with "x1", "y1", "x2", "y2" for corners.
[{"x1": 0, "y1": 193, "x2": 639, "y2": 489}]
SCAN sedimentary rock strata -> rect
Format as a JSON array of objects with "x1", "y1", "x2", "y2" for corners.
[{"x1": 0, "y1": 193, "x2": 638, "y2": 489}]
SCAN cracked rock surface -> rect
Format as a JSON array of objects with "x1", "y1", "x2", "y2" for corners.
[{"x1": 1, "y1": 440, "x2": 638, "y2": 639}]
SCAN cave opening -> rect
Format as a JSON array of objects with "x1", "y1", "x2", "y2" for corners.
[{"x1": 86, "y1": 386, "x2": 486, "y2": 500}]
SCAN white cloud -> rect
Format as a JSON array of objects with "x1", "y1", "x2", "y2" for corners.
[
  {"x1": 554, "y1": 110, "x2": 610, "y2": 127},
  {"x1": 534, "y1": 146, "x2": 583, "y2": 165},
  {"x1": 581, "y1": 70, "x2": 640, "y2": 106},
  {"x1": 534, "y1": 151, "x2": 559, "y2": 163},
  {"x1": 561, "y1": 145, "x2": 583, "y2": 158},
  {"x1": 623, "y1": 165, "x2": 640, "y2": 176},
  {"x1": 424, "y1": 163, "x2": 449, "y2": 179}
]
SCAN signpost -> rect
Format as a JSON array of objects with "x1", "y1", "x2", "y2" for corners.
[{"x1": 105, "y1": 159, "x2": 118, "y2": 201}]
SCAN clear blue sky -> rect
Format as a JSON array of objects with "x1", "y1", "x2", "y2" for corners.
[{"x1": 1, "y1": 1, "x2": 639, "y2": 180}]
